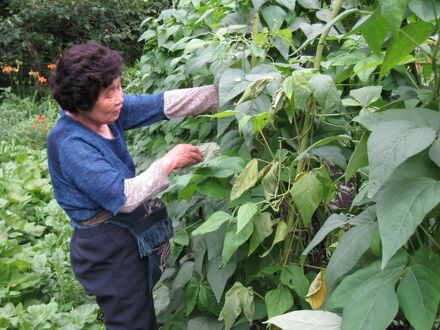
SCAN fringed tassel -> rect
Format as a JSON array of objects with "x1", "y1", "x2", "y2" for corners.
[{"x1": 133, "y1": 217, "x2": 174, "y2": 258}]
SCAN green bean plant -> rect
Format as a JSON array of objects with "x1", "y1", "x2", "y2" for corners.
[{"x1": 130, "y1": 0, "x2": 440, "y2": 329}]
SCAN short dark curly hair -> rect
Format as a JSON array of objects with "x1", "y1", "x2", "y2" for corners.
[{"x1": 50, "y1": 41, "x2": 123, "y2": 113}]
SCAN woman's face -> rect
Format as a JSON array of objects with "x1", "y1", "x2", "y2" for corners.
[{"x1": 86, "y1": 77, "x2": 124, "y2": 125}]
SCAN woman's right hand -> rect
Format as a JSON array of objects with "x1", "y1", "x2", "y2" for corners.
[{"x1": 157, "y1": 144, "x2": 204, "y2": 175}]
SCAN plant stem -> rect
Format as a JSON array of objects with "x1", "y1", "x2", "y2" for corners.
[
  {"x1": 251, "y1": 11, "x2": 259, "y2": 68},
  {"x1": 314, "y1": 0, "x2": 345, "y2": 70}
]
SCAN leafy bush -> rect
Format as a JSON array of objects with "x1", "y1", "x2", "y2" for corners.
[
  {"x1": 129, "y1": 0, "x2": 440, "y2": 329},
  {"x1": 0, "y1": 0, "x2": 170, "y2": 87}
]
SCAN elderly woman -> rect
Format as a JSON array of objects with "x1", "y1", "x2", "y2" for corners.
[{"x1": 47, "y1": 41, "x2": 218, "y2": 329}]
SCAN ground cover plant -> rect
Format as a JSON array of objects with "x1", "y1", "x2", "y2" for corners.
[{"x1": 127, "y1": 0, "x2": 440, "y2": 328}]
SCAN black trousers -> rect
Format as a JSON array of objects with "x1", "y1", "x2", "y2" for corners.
[{"x1": 70, "y1": 222, "x2": 162, "y2": 330}]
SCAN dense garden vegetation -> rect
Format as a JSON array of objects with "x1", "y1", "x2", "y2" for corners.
[{"x1": 1, "y1": 0, "x2": 439, "y2": 329}]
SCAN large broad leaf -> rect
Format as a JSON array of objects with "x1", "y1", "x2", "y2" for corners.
[
  {"x1": 219, "y1": 69, "x2": 249, "y2": 106},
  {"x1": 377, "y1": 177, "x2": 440, "y2": 268},
  {"x1": 341, "y1": 278, "x2": 399, "y2": 330},
  {"x1": 231, "y1": 159, "x2": 259, "y2": 201},
  {"x1": 367, "y1": 120, "x2": 436, "y2": 197},
  {"x1": 345, "y1": 132, "x2": 369, "y2": 182},
  {"x1": 249, "y1": 212, "x2": 273, "y2": 255},
  {"x1": 222, "y1": 221, "x2": 253, "y2": 265},
  {"x1": 308, "y1": 74, "x2": 343, "y2": 113},
  {"x1": 192, "y1": 211, "x2": 231, "y2": 236},
  {"x1": 326, "y1": 222, "x2": 376, "y2": 290},
  {"x1": 355, "y1": 108, "x2": 440, "y2": 132},
  {"x1": 348, "y1": 86, "x2": 382, "y2": 109},
  {"x1": 237, "y1": 202, "x2": 258, "y2": 233},
  {"x1": 207, "y1": 256, "x2": 237, "y2": 302},
  {"x1": 261, "y1": 5, "x2": 287, "y2": 31},
  {"x1": 380, "y1": 21, "x2": 435, "y2": 78},
  {"x1": 429, "y1": 139, "x2": 440, "y2": 167},
  {"x1": 185, "y1": 276, "x2": 200, "y2": 316},
  {"x1": 302, "y1": 213, "x2": 349, "y2": 256},
  {"x1": 328, "y1": 250, "x2": 407, "y2": 309},
  {"x1": 297, "y1": 0, "x2": 320, "y2": 9},
  {"x1": 265, "y1": 286, "x2": 294, "y2": 319},
  {"x1": 219, "y1": 282, "x2": 254, "y2": 330},
  {"x1": 171, "y1": 261, "x2": 194, "y2": 293},
  {"x1": 351, "y1": 9, "x2": 388, "y2": 55},
  {"x1": 280, "y1": 264, "x2": 310, "y2": 297},
  {"x1": 290, "y1": 172, "x2": 323, "y2": 227},
  {"x1": 397, "y1": 263, "x2": 440, "y2": 330},
  {"x1": 409, "y1": 0, "x2": 440, "y2": 22},
  {"x1": 261, "y1": 221, "x2": 288, "y2": 257},
  {"x1": 377, "y1": 0, "x2": 411, "y2": 35},
  {"x1": 266, "y1": 310, "x2": 342, "y2": 330}
]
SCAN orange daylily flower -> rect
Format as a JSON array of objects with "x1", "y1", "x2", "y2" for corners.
[
  {"x1": 2, "y1": 65, "x2": 14, "y2": 74},
  {"x1": 37, "y1": 75, "x2": 48, "y2": 84},
  {"x1": 47, "y1": 63, "x2": 56, "y2": 70}
]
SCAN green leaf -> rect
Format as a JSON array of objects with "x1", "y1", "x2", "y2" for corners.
[
  {"x1": 302, "y1": 213, "x2": 349, "y2": 256},
  {"x1": 192, "y1": 211, "x2": 231, "y2": 236},
  {"x1": 280, "y1": 264, "x2": 310, "y2": 297},
  {"x1": 368, "y1": 120, "x2": 437, "y2": 197},
  {"x1": 187, "y1": 316, "x2": 224, "y2": 330},
  {"x1": 290, "y1": 172, "x2": 323, "y2": 227},
  {"x1": 380, "y1": 21, "x2": 435, "y2": 78},
  {"x1": 261, "y1": 161, "x2": 280, "y2": 200},
  {"x1": 377, "y1": 0, "x2": 411, "y2": 35},
  {"x1": 312, "y1": 165, "x2": 336, "y2": 202},
  {"x1": 328, "y1": 250, "x2": 407, "y2": 309},
  {"x1": 295, "y1": 135, "x2": 352, "y2": 162},
  {"x1": 341, "y1": 278, "x2": 399, "y2": 330},
  {"x1": 249, "y1": 213, "x2": 273, "y2": 255},
  {"x1": 266, "y1": 310, "x2": 342, "y2": 330},
  {"x1": 185, "y1": 276, "x2": 200, "y2": 316},
  {"x1": 207, "y1": 256, "x2": 237, "y2": 302},
  {"x1": 429, "y1": 139, "x2": 440, "y2": 167},
  {"x1": 276, "y1": 0, "x2": 296, "y2": 11},
  {"x1": 297, "y1": 0, "x2": 320, "y2": 9},
  {"x1": 345, "y1": 132, "x2": 369, "y2": 181},
  {"x1": 197, "y1": 283, "x2": 222, "y2": 315},
  {"x1": 222, "y1": 221, "x2": 254, "y2": 265},
  {"x1": 251, "y1": 0, "x2": 266, "y2": 10},
  {"x1": 171, "y1": 261, "x2": 194, "y2": 293},
  {"x1": 265, "y1": 286, "x2": 294, "y2": 319},
  {"x1": 397, "y1": 264, "x2": 440, "y2": 330},
  {"x1": 350, "y1": 9, "x2": 388, "y2": 55},
  {"x1": 231, "y1": 159, "x2": 259, "y2": 201},
  {"x1": 219, "y1": 282, "x2": 254, "y2": 330},
  {"x1": 261, "y1": 5, "x2": 286, "y2": 30},
  {"x1": 261, "y1": 221, "x2": 288, "y2": 257},
  {"x1": 409, "y1": 0, "x2": 440, "y2": 22},
  {"x1": 197, "y1": 179, "x2": 231, "y2": 199},
  {"x1": 308, "y1": 74, "x2": 343, "y2": 113},
  {"x1": 326, "y1": 222, "x2": 376, "y2": 290},
  {"x1": 355, "y1": 108, "x2": 440, "y2": 132},
  {"x1": 199, "y1": 110, "x2": 238, "y2": 118},
  {"x1": 377, "y1": 177, "x2": 440, "y2": 268},
  {"x1": 174, "y1": 229, "x2": 189, "y2": 246},
  {"x1": 219, "y1": 69, "x2": 249, "y2": 106},
  {"x1": 237, "y1": 76, "x2": 273, "y2": 104},
  {"x1": 350, "y1": 86, "x2": 382, "y2": 108}
]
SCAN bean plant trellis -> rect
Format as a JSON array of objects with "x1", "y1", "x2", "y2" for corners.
[{"x1": 127, "y1": 0, "x2": 440, "y2": 329}]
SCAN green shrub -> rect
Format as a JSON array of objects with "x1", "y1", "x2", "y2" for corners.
[{"x1": 0, "y1": 0, "x2": 170, "y2": 87}]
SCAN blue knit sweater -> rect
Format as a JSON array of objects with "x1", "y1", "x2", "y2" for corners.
[{"x1": 47, "y1": 93, "x2": 166, "y2": 226}]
